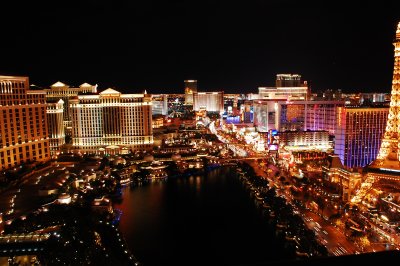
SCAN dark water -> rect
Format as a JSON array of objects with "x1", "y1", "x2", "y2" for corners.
[{"x1": 114, "y1": 167, "x2": 286, "y2": 266}]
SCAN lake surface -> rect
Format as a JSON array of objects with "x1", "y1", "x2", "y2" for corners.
[{"x1": 114, "y1": 167, "x2": 287, "y2": 266}]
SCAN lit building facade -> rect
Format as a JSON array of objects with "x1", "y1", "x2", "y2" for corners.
[
  {"x1": 302, "y1": 101, "x2": 344, "y2": 135},
  {"x1": 70, "y1": 88, "x2": 153, "y2": 154},
  {"x1": 223, "y1": 94, "x2": 241, "y2": 115},
  {"x1": 280, "y1": 103, "x2": 306, "y2": 131},
  {"x1": 151, "y1": 94, "x2": 168, "y2": 115},
  {"x1": 44, "y1": 82, "x2": 97, "y2": 136},
  {"x1": 46, "y1": 99, "x2": 65, "y2": 157},
  {"x1": 167, "y1": 94, "x2": 185, "y2": 105},
  {"x1": 240, "y1": 100, "x2": 253, "y2": 123},
  {"x1": 322, "y1": 155, "x2": 362, "y2": 202},
  {"x1": 193, "y1": 91, "x2": 224, "y2": 113},
  {"x1": 0, "y1": 75, "x2": 50, "y2": 170},
  {"x1": 253, "y1": 100, "x2": 344, "y2": 134},
  {"x1": 152, "y1": 115, "x2": 164, "y2": 129},
  {"x1": 335, "y1": 107, "x2": 388, "y2": 168},
  {"x1": 184, "y1": 80, "x2": 197, "y2": 105},
  {"x1": 278, "y1": 130, "x2": 331, "y2": 151},
  {"x1": 275, "y1": 74, "x2": 302, "y2": 87},
  {"x1": 258, "y1": 74, "x2": 310, "y2": 101},
  {"x1": 253, "y1": 100, "x2": 280, "y2": 132}
]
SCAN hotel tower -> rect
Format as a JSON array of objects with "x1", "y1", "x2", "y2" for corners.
[
  {"x1": 184, "y1": 80, "x2": 197, "y2": 105},
  {"x1": 46, "y1": 99, "x2": 65, "y2": 157},
  {"x1": 70, "y1": 88, "x2": 153, "y2": 154},
  {"x1": 44, "y1": 81, "x2": 97, "y2": 137},
  {"x1": 0, "y1": 76, "x2": 50, "y2": 170}
]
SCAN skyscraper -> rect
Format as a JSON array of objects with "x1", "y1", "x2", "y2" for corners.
[
  {"x1": 335, "y1": 107, "x2": 388, "y2": 168},
  {"x1": 184, "y1": 80, "x2": 197, "y2": 105},
  {"x1": 0, "y1": 76, "x2": 50, "y2": 170}
]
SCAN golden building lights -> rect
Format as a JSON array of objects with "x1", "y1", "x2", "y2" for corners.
[
  {"x1": 374, "y1": 22, "x2": 400, "y2": 166},
  {"x1": 70, "y1": 88, "x2": 153, "y2": 154},
  {"x1": 46, "y1": 99, "x2": 65, "y2": 157},
  {"x1": 352, "y1": 21, "x2": 400, "y2": 203},
  {"x1": 0, "y1": 76, "x2": 50, "y2": 170},
  {"x1": 193, "y1": 91, "x2": 224, "y2": 113}
]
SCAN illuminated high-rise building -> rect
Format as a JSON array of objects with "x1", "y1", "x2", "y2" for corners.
[
  {"x1": 303, "y1": 101, "x2": 345, "y2": 135},
  {"x1": 193, "y1": 91, "x2": 224, "y2": 113},
  {"x1": 46, "y1": 99, "x2": 65, "y2": 157},
  {"x1": 253, "y1": 100, "x2": 344, "y2": 134},
  {"x1": 184, "y1": 80, "x2": 197, "y2": 105},
  {"x1": 70, "y1": 88, "x2": 153, "y2": 154},
  {"x1": 0, "y1": 75, "x2": 50, "y2": 170},
  {"x1": 44, "y1": 82, "x2": 97, "y2": 136},
  {"x1": 335, "y1": 107, "x2": 388, "y2": 168},
  {"x1": 253, "y1": 100, "x2": 278, "y2": 132},
  {"x1": 258, "y1": 74, "x2": 310, "y2": 101}
]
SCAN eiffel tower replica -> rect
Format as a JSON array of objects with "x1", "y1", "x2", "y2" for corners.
[{"x1": 352, "y1": 22, "x2": 400, "y2": 204}]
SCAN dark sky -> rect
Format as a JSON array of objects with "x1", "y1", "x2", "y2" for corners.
[{"x1": 1, "y1": 0, "x2": 400, "y2": 94}]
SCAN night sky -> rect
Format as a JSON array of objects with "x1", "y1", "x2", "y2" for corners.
[{"x1": 1, "y1": 0, "x2": 400, "y2": 94}]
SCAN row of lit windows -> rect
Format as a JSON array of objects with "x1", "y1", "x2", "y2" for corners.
[
  {"x1": 0, "y1": 141, "x2": 49, "y2": 170},
  {"x1": 74, "y1": 123, "x2": 148, "y2": 136},
  {"x1": 74, "y1": 136, "x2": 153, "y2": 147},
  {"x1": 78, "y1": 98, "x2": 146, "y2": 104}
]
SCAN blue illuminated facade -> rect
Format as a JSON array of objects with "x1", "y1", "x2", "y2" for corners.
[{"x1": 335, "y1": 107, "x2": 389, "y2": 168}]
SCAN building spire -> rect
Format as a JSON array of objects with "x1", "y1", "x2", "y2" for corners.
[
  {"x1": 372, "y1": 21, "x2": 400, "y2": 167},
  {"x1": 396, "y1": 21, "x2": 400, "y2": 40}
]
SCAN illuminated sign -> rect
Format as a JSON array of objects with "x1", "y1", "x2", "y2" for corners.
[{"x1": 269, "y1": 144, "x2": 278, "y2": 151}]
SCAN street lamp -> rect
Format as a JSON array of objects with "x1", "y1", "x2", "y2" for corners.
[{"x1": 322, "y1": 198, "x2": 328, "y2": 216}]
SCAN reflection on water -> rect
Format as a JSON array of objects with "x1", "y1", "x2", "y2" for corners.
[{"x1": 114, "y1": 167, "x2": 285, "y2": 266}]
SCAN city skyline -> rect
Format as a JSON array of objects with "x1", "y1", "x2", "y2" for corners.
[
  {"x1": 3, "y1": 11, "x2": 400, "y2": 264},
  {"x1": 1, "y1": 1, "x2": 400, "y2": 94}
]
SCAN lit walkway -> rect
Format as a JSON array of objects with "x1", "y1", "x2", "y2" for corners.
[
  {"x1": 0, "y1": 232, "x2": 52, "y2": 255},
  {"x1": 0, "y1": 232, "x2": 51, "y2": 244}
]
